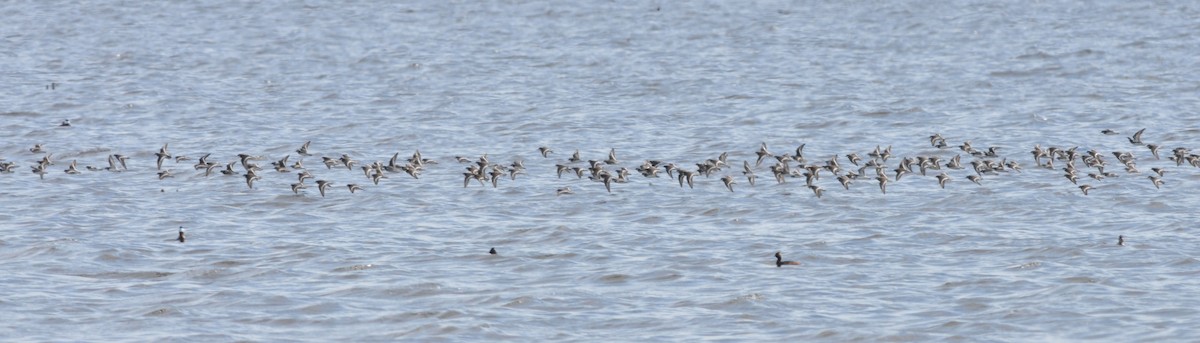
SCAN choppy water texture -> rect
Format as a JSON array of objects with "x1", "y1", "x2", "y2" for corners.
[{"x1": 3, "y1": 0, "x2": 1200, "y2": 341}]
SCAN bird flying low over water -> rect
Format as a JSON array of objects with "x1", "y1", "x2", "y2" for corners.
[{"x1": 1128, "y1": 128, "x2": 1146, "y2": 145}]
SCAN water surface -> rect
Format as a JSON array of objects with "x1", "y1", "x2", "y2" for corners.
[{"x1": 2, "y1": 0, "x2": 1199, "y2": 341}]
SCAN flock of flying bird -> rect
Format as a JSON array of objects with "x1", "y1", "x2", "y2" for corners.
[
  {"x1": 1, "y1": 127, "x2": 1195, "y2": 200},
  {"x1": 3, "y1": 124, "x2": 1183, "y2": 259}
]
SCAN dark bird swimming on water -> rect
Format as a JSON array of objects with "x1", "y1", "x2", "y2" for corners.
[{"x1": 775, "y1": 252, "x2": 800, "y2": 267}]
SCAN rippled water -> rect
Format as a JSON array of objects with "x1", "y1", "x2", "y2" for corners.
[{"x1": 3, "y1": 0, "x2": 1200, "y2": 341}]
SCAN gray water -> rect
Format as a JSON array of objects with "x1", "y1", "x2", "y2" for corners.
[{"x1": 3, "y1": 0, "x2": 1200, "y2": 341}]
